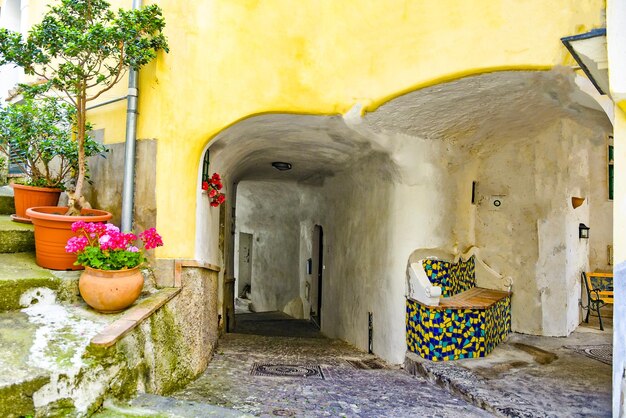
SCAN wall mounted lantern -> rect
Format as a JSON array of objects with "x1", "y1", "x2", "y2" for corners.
[{"x1": 579, "y1": 223, "x2": 590, "y2": 239}]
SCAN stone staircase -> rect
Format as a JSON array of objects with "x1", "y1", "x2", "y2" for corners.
[
  {"x1": 0, "y1": 187, "x2": 97, "y2": 417},
  {"x1": 0, "y1": 187, "x2": 81, "y2": 313},
  {"x1": 0, "y1": 187, "x2": 235, "y2": 418}
]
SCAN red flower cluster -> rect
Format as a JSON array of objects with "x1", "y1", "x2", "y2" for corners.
[
  {"x1": 202, "y1": 172, "x2": 226, "y2": 207},
  {"x1": 139, "y1": 228, "x2": 164, "y2": 250}
]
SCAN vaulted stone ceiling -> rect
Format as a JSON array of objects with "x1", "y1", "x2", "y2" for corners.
[{"x1": 209, "y1": 69, "x2": 610, "y2": 184}]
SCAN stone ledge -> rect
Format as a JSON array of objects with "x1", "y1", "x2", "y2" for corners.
[
  {"x1": 0, "y1": 253, "x2": 80, "y2": 311},
  {"x1": 0, "y1": 215, "x2": 34, "y2": 253},
  {"x1": 174, "y1": 259, "x2": 221, "y2": 287},
  {"x1": 90, "y1": 288, "x2": 181, "y2": 347}
]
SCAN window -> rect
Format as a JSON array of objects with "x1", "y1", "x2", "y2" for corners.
[
  {"x1": 608, "y1": 137, "x2": 614, "y2": 201},
  {"x1": 8, "y1": 146, "x2": 26, "y2": 175}
]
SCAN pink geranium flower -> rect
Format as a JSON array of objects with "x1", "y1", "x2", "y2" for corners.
[{"x1": 66, "y1": 221, "x2": 164, "y2": 270}]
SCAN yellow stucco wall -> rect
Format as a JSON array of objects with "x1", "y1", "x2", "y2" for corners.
[{"x1": 27, "y1": 0, "x2": 605, "y2": 258}]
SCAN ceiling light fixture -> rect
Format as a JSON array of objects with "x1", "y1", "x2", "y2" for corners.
[{"x1": 271, "y1": 162, "x2": 292, "y2": 171}]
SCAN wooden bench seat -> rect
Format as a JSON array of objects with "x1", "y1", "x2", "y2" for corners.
[{"x1": 438, "y1": 287, "x2": 510, "y2": 309}]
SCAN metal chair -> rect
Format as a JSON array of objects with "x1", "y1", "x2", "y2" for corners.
[{"x1": 581, "y1": 272, "x2": 606, "y2": 331}]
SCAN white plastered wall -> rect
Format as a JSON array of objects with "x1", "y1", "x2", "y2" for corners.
[
  {"x1": 607, "y1": 0, "x2": 626, "y2": 415},
  {"x1": 234, "y1": 180, "x2": 323, "y2": 317},
  {"x1": 0, "y1": 0, "x2": 24, "y2": 102}
]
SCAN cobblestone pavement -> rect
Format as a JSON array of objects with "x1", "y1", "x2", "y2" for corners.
[{"x1": 170, "y1": 313, "x2": 492, "y2": 418}]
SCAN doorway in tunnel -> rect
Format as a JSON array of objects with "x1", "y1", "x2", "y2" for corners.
[
  {"x1": 230, "y1": 179, "x2": 328, "y2": 337},
  {"x1": 310, "y1": 225, "x2": 324, "y2": 328}
]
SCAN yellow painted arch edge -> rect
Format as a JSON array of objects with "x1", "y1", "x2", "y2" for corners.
[
  {"x1": 160, "y1": 64, "x2": 559, "y2": 260},
  {"x1": 202, "y1": 64, "x2": 555, "y2": 151}
]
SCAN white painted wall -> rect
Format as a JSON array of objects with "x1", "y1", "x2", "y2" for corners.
[
  {"x1": 319, "y1": 152, "x2": 460, "y2": 363},
  {"x1": 588, "y1": 134, "x2": 614, "y2": 272},
  {"x1": 0, "y1": 0, "x2": 23, "y2": 103},
  {"x1": 607, "y1": 1, "x2": 626, "y2": 414},
  {"x1": 475, "y1": 119, "x2": 609, "y2": 336},
  {"x1": 235, "y1": 180, "x2": 323, "y2": 317}
]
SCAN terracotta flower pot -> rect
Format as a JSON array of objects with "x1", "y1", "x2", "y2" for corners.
[
  {"x1": 79, "y1": 266, "x2": 144, "y2": 313},
  {"x1": 25, "y1": 206, "x2": 113, "y2": 270},
  {"x1": 11, "y1": 184, "x2": 62, "y2": 223}
]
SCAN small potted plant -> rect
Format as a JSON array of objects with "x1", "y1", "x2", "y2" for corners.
[
  {"x1": 0, "y1": 97, "x2": 106, "y2": 223},
  {"x1": 66, "y1": 221, "x2": 163, "y2": 313}
]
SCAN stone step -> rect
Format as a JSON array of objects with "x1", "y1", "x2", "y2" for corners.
[
  {"x1": 0, "y1": 252, "x2": 80, "y2": 312},
  {"x1": 404, "y1": 352, "x2": 547, "y2": 417},
  {"x1": 0, "y1": 288, "x2": 218, "y2": 418},
  {"x1": 0, "y1": 186, "x2": 14, "y2": 216},
  {"x1": 0, "y1": 302, "x2": 121, "y2": 418},
  {"x1": 94, "y1": 394, "x2": 252, "y2": 417},
  {"x1": 0, "y1": 309, "x2": 52, "y2": 418},
  {"x1": 0, "y1": 215, "x2": 34, "y2": 253}
]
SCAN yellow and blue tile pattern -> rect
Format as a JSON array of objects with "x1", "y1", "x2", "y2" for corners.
[
  {"x1": 406, "y1": 256, "x2": 511, "y2": 361},
  {"x1": 590, "y1": 275, "x2": 613, "y2": 292},
  {"x1": 422, "y1": 256, "x2": 476, "y2": 297}
]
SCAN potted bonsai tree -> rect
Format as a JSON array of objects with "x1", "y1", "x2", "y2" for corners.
[
  {"x1": 0, "y1": 97, "x2": 106, "y2": 223},
  {"x1": 0, "y1": 0, "x2": 168, "y2": 269}
]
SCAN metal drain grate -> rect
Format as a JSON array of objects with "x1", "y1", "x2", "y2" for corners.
[
  {"x1": 251, "y1": 363, "x2": 325, "y2": 379},
  {"x1": 565, "y1": 344, "x2": 612, "y2": 365},
  {"x1": 345, "y1": 358, "x2": 386, "y2": 370}
]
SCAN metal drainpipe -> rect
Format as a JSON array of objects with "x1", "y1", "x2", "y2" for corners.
[{"x1": 121, "y1": 0, "x2": 142, "y2": 232}]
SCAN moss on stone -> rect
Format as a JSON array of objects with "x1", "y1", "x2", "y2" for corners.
[
  {"x1": 0, "y1": 376, "x2": 50, "y2": 418},
  {"x1": 0, "y1": 253, "x2": 80, "y2": 311},
  {"x1": 0, "y1": 217, "x2": 35, "y2": 253},
  {"x1": 0, "y1": 278, "x2": 61, "y2": 311},
  {"x1": 0, "y1": 195, "x2": 15, "y2": 216},
  {"x1": 147, "y1": 307, "x2": 195, "y2": 395},
  {"x1": 34, "y1": 397, "x2": 75, "y2": 418}
]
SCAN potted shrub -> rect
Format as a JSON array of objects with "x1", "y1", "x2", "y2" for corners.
[
  {"x1": 0, "y1": 97, "x2": 105, "y2": 223},
  {"x1": 0, "y1": 0, "x2": 168, "y2": 269},
  {"x1": 66, "y1": 221, "x2": 163, "y2": 312}
]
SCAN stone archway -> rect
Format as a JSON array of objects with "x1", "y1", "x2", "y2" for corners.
[{"x1": 195, "y1": 68, "x2": 612, "y2": 363}]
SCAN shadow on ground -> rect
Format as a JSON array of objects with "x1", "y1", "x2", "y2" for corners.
[{"x1": 233, "y1": 311, "x2": 324, "y2": 338}]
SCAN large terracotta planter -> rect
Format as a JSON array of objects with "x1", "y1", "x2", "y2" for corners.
[
  {"x1": 79, "y1": 266, "x2": 144, "y2": 313},
  {"x1": 11, "y1": 184, "x2": 62, "y2": 223},
  {"x1": 25, "y1": 206, "x2": 113, "y2": 270}
]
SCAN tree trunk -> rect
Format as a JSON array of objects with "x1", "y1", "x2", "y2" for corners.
[{"x1": 65, "y1": 90, "x2": 88, "y2": 216}]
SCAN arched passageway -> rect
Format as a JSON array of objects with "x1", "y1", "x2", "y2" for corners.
[{"x1": 196, "y1": 69, "x2": 612, "y2": 364}]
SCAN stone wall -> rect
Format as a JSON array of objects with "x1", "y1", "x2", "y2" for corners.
[
  {"x1": 92, "y1": 266, "x2": 217, "y2": 410},
  {"x1": 83, "y1": 135, "x2": 157, "y2": 234},
  {"x1": 474, "y1": 119, "x2": 610, "y2": 336}
]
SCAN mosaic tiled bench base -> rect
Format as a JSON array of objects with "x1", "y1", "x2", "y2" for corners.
[{"x1": 406, "y1": 295, "x2": 511, "y2": 361}]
